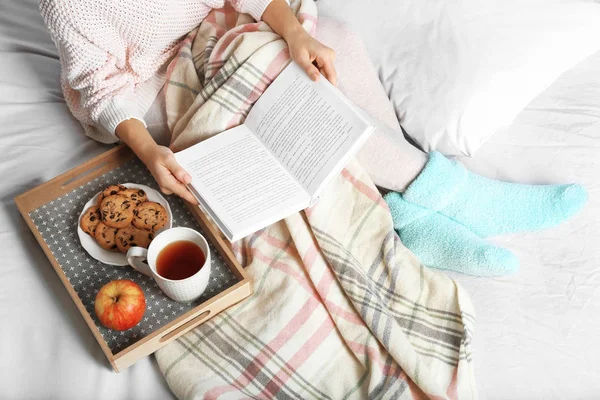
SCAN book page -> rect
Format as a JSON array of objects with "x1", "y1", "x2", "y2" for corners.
[
  {"x1": 244, "y1": 62, "x2": 370, "y2": 197},
  {"x1": 175, "y1": 125, "x2": 310, "y2": 238}
]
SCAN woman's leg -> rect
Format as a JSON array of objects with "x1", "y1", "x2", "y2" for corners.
[
  {"x1": 315, "y1": 18, "x2": 427, "y2": 192},
  {"x1": 313, "y1": 19, "x2": 516, "y2": 276},
  {"x1": 316, "y1": 18, "x2": 586, "y2": 234},
  {"x1": 315, "y1": 18, "x2": 587, "y2": 276}
]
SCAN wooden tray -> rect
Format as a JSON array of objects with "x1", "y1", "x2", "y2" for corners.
[{"x1": 15, "y1": 145, "x2": 252, "y2": 372}]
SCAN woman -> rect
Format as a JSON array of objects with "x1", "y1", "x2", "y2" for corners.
[{"x1": 40, "y1": 0, "x2": 586, "y2": 275}]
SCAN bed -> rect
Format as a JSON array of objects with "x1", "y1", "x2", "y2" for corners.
[
  {"x1": 450, "y1": 54, "x2": 600, "y2": 397},
  {"x1": 1, "y1": 0, "x2": 599, "y2": 398},
  {"x1": 449, "y1": 50, "x2": 600, "y2": 398}
]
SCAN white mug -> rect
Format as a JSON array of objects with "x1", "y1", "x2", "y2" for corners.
[{"x1": 126, "y1": 227, "x2": 211, "y2": 303}]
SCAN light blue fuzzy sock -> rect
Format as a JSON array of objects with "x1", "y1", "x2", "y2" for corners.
[
  {"x1": 402, "y1": 152, "x2": 587, "y2": 237},
  {"x1": 384, "y1": 192, "x2": 519, "y2": 276}
]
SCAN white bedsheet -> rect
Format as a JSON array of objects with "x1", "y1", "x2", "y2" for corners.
[
  {"x1": 449, "y1": 50, "x2": 600, "y2": 398},
  {"x1": 0, "y1": 1, "x2": 174, "y2": 398},
  {"x1": 2, "y1": 1, "x2": 599, "y2": 399}
]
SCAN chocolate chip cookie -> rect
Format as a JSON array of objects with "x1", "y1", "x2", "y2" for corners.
[
  {"x1": 80, "y1": 206, "x2": 101, "y2": 236},
  {"x1": 132, "y1": 201, "x2": 168, "y2": 231},
  {"x1": 119, "y1": 188, "x2": 148, "y2": 205},
  {"x1": 94, "y1": 222, "x2": 119, "y2": 252},
  {"x1": 96, "y1": 184, "x2": 127, "y2": 207},
  {"x1": 115, "y1": 226, "x2": 154, "y2": 252},
  {"x1": 100, "y1": 194, "x2": 134, "y2": 229}
]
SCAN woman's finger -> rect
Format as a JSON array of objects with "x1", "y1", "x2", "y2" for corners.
[
  {"x1": 155, "y1": 164, "x2": 198, "y2": 204},
  {"x1": 159, "y1": 186, "x2": 173, "y2": 195},
  {"x1": 318, "y1": 53, "x2": 337, "y2": 86},
  {"x1": 164, "y1": 154, "x2": 192, "y2": 184},
  {"x1": 297, "y1": 56, "x2": 320, "y2": 81},
  {"x1": 161, "y1": 155, "x2": 197, "y2": 203},
  {"x1": 166, "y1": 177, "x2": 199, "y2": 205}
]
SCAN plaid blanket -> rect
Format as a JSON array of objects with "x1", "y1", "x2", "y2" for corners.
[{"x1": 156, "y1": 1, "x2": 478, "y2": 398}]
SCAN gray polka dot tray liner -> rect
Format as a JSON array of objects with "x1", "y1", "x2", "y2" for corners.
[{"x1": 16, "y1": 146, "x2": 252, "y2": 372}]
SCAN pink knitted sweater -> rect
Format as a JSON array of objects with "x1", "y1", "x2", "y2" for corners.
[{"x1": 40, "y1": 0, "x2": 274, "y2": 143}]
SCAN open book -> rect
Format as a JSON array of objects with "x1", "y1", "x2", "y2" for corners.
[{"x1": 175, "y1": 62, "x2": 375, "y2": 242}]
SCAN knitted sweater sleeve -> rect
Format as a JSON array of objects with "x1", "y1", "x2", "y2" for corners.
[{"x1": 40, "y1": 2, "x2": 146, "y2": 141}]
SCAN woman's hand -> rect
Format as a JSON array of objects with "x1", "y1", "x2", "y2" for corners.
[
  {"x1": 138, "y1": 145, "x2": 198, "y2": 205},
  {"x1": 261, "y1": 0, "x2": 337, "y2": 85},
  {"x1": 287, "y1": 30, "x2": 337, "y2": 86},
  {"x1": 115, "y1": 119, "x2": 198, "y2": 205}
]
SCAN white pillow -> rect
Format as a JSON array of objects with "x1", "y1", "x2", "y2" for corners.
[{"x1": 317, "y1": 0, "x2": 600, "y2": 156}]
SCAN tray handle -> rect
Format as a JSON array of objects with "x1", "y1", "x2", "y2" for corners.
[
  {"x1": 159, "y1": 309, "x2": 211, "y2": 343},
  {"x1": 60, "y1": 161, "x2": 109, "y2": 192}
]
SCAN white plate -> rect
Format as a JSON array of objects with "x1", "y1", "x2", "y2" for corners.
[{"x1": 77, "y1": 183, "x2": 173, "y2": 266}]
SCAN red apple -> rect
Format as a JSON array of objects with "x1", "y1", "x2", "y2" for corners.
[{"x1": 95, "y1": 280, "x2": 146, "y2": 331}]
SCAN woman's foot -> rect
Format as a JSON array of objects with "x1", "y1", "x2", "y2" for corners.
[
  {"x1": 402, "y1": 152, "x2": 587, "y2": 237},
  {"x1": 385, "y1": 192, "x2": 519, "y2": 276}
]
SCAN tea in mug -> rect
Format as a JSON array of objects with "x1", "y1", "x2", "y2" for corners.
[{"x1": 156, "y1": 240, "x2": 206, "y2": 280}]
